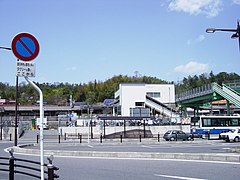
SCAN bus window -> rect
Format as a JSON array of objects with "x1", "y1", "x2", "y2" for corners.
[
  {"x1": 230, "y1": 118, "x2": 239, "y2": 126},
  {"x1": 225, "y1": 119, "x2": 230, "y2": 126},
  {"x1": 212, "y1": 119, "x2": 219, "y2": 126},
  {"x1": 202, "y1": 118, "x2": 211, "y2": 127},
  {"x1": 220, "y1": 119, "x2": 225, "y2": 126}
]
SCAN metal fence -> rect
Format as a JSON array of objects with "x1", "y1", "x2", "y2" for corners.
[{"x1": 0, "y1": 149, "x2": 59, "y2": 180}]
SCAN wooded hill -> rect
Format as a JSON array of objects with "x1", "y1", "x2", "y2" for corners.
[{"x1": 0, "y1": 71, "x2": 239, "y2": 105}]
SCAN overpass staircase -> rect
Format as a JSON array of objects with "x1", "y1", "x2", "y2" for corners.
[
  {"x1": 145, "y1": 95, "x2": 179, "y2": 118},
  {"x1": 212, "y1": 83, "x2": 240, "y2": 108}
]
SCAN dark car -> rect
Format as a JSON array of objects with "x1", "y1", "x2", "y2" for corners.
[{"x1": 163, "y1": 130, "x2": 192, "y2": 141}]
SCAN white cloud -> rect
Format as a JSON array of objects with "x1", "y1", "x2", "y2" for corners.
[
  {"x1": 187, "y1": 34, "x2": 205, "y2": 45},
  {"x1": 168, "y1": 0, "x2": 223, "y2": 18},
  {"x1": 233, "y1": 0, "x2": 240, "y2": 5},
  {"x1": 174, "y1": 61, "x2": 209, "y2": 74},
  {"x1": 196, "y1": 35, "x2": 205, "y2": 42}
]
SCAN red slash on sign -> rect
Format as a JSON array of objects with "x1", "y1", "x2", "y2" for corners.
[{"x1": 11, "y1": 33, "x2": 40, "y2": 61}]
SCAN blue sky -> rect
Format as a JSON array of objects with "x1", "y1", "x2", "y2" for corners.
[{"x1": 0, "y1": 0, "x2": 239, "y2": 85}]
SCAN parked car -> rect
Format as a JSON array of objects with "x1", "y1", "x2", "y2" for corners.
[
  {"x1": 163, "y1": 130, "x2": 192, "y2": 141},
  {"x1": 219, "y1": 129, "x2": 240, "y2": 142}
]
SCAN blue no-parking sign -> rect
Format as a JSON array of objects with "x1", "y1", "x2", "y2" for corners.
[{"x1": 11, "y1": 33, "x2": 40, "y2": 61}]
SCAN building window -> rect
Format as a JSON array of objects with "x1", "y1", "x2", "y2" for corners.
[
  {"x1": 135, "y1": 102, "x2": 144, "y2": 107},
  {"x1": 146, "y1": 92, "x2": 161, "y2": 98},
  {"x1": 130, "y1": 107, "x2": 150, "y2": 117}
]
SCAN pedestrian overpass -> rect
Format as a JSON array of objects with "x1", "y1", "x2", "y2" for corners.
[{"x1": 176, "y1": 82, "x2": 240, "y2": 114}]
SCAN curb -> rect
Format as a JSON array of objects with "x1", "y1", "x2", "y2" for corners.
[{"x1": 13, "y1": 144, "x2": 240, "y2": 163}]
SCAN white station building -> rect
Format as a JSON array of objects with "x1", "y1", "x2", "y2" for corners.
[{"x1": 114, "y1": 83, "x2": 177, "y2": 118}]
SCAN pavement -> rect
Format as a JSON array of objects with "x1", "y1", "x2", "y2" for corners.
[{"x1": 8, "y1": 129, "x2": 240, "y2": 163}]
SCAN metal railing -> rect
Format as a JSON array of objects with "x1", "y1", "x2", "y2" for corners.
[
  {"x1": 0, "y1": 149, "x2": 59, "y2": 180},
  {"x1": 176, "y1": 84, "x2": 212, "y2": 102},
  {"x1": 213, "y1": 83, "x2": 240, "y2": 107},
  {"x1": 176, "y1": 81, "x2": 240, "y2": 103}
]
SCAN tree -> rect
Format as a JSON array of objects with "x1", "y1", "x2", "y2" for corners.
[{"x1": 1, "y1": 72, "x2": 239, "y2": 105}]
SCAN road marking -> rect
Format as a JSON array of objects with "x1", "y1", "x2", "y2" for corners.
[
  {"x1": 4, "y1": 147, "x2": 12, "y2": 153},
  {"x1": 141, "y1": 145, "x2": 154, "y2": 148},
  {"x1": 154, "y1": 174, "x2": 208, "y2": 180}
]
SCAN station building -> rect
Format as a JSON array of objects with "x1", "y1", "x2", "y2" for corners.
[{"x1": 113, "y1": 83, "x2": 177, "y2": 118}]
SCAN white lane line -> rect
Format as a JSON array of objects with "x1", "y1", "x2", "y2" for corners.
[
  {"x1": 4, "y1": 147, "x2": 15, "y2": 153},
  {"x1": 154, "y1": 174, "x2": 208, "y2": 180},
  {"x1": 141, "y1": 145, "x2": 154, "y2": 148}
]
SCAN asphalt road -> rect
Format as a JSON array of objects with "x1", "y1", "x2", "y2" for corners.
[
  {"x1": 53, "y1": 155, "x2": 240, "y2": 180},
  {"x1": 1, "y1": 130, "x2": 240, "y2": 180},
  {"x1": 0, "y1": 141, "x2": 13, "y2": 156},
  {"x1": 1, "y1": 152, "x2": 239, "y2": 180}
]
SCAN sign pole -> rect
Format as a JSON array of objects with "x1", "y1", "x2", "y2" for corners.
[
  {"x1": 12, "y1": 32, "x2": 42, "y2": 178},
  {"x1": 12, "y1": 32, "x2": 40, "y2": 146},
  {"x1": 14, "y1": 59, "x2": 19, "y2": 146},
  {"x1": 25, "y1": 77, "x2": 44, "y2": 180}
]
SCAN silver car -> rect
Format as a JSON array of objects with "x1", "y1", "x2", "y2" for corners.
[{"x1": 163, "y1": 130, "x2": 192, "y2": 141}]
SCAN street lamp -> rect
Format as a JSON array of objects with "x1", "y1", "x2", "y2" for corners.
[
  {"x1": 0, "y1": 46, "x2": 11, "y2": 50},
  {"x1": 206, "y1": 20, "x2": 240, "y2": 50},
  {"x1": 0, "y1": 107, "x2": 5, "y2": 140}
]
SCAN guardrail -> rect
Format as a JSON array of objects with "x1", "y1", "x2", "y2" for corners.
[{"x1": 0, "y1": 149, "x2": 59, "y2": 180}]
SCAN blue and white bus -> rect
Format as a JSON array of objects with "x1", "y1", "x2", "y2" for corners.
[{"x1": 191, "y1": 115, "x2": 240, "y2": 137}]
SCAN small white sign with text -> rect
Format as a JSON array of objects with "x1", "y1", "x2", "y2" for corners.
[{"x1": 16, "y1": 61, "x2": 36, "y2": 77}]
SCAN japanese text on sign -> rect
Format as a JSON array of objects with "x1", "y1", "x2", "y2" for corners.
[{"x1": 16, "y1": 61, "x2": 36, "y2": 77}]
